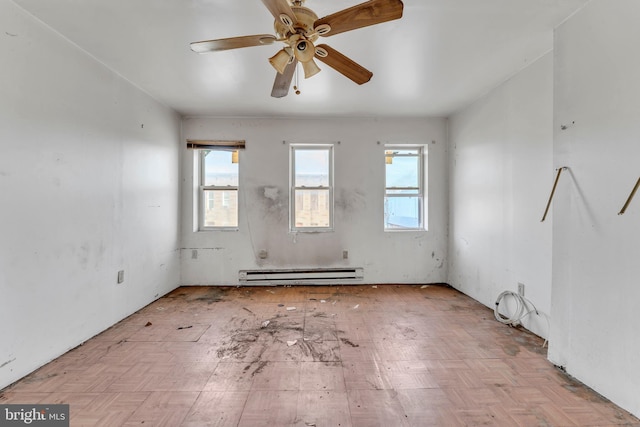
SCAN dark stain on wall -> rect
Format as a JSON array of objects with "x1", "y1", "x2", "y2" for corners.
[{"x1": 335, "y1": 189, "x2": 367, "y2": 214}]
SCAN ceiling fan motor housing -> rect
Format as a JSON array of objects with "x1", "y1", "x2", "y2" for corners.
[{"x1": 275, "y1": 6, "x2": 319, "y2": 42}]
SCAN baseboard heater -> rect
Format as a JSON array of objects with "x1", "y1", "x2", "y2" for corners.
[{"x1": 238, "y1": 267, "x2": 364, "y2": 284}]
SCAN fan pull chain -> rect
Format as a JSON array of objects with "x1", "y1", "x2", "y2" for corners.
[{"x1": 294, "y1": 62, "x2": 301, "y2": 95}]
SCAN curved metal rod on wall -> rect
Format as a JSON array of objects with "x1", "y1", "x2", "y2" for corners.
[
  {"x1": 541, "y1": 167, "x2": 569, "y2": 222},
  {"x1": 618, "y1": 177, "x2": 640, "y2": 215}
]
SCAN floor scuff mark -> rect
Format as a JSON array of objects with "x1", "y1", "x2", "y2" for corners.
[{"x1": 340, "y1": 338, "x2": 359, "y2": 348}]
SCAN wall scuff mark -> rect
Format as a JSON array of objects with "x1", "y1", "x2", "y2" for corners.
[{"x1": 0, "y1": 358, "x2": 16, "y2": 368}]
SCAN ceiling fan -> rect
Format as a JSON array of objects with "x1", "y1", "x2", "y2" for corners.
[{"x1": 190, "y1": 0, "x2": 404, "y2": 98}]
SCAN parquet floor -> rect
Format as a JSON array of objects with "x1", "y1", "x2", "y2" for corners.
[{"x1": 2, "y1": 285, "x2": 638, "y2": 426}]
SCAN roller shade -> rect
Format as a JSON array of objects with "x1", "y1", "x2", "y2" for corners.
[{"x1": 186, "y1": 140, "x2": 245, "y2": 150}]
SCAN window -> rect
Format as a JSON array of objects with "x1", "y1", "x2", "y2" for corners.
[
  {"x1": 384, "y1": 145, "x2": 426, "y2": 230},
  {"x1": 199, "y1": 149, "x2": 239, "y2": 230},
  {"x1": 291, "y1": 144, "x2": 333, "y2": 231}
]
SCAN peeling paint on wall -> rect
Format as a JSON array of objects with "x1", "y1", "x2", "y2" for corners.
[
  {"x1": 264, "y1": 186, "x2": 278, "y2": 200},
  {"x1": 254, "y1": 186, "x2": 288, "y2": 222}
]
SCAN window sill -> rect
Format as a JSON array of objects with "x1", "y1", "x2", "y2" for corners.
[
  {"x1": 384, "y1": 228, "x2": 428, "y2": 232},
  {"x1": 290, "y1": 228, "x2": 334, "y2": 234}
]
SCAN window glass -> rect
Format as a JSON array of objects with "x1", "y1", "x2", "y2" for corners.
[
  {"x1": 203, "y1": 150, "x2": 239, "y2": 187},
  {"x1": 385, "y1": 150, "x2": 419, "y2": 190},
  {"x1": 199, "y1": 149, "x2": 239, "y2": 229},
  {"x1": 384, "y1": 146, "x2": 426, "y2": 231},
  {"x1": 291, "y1": 145, "x2": 333, "y2": 231},
  {"x1": 294, "y1": 189, "x2": 331, "y2": 228},
  {"x1": 294, "y1": 149, "x2": 330, "y2": 187},
  {"x1": 384, "y1": 196, "x2": 421, "y2": 229}
]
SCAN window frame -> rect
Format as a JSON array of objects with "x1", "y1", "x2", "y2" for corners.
[
  {"x1": 384, "y1": 144, "x2": 427, "y2": 231},
  {"x1": 198, "y1": 149, "x2": 240, "y2": 231},
  {"x1": 290, "y1": 143, "x2": 334, "y2": 232}
]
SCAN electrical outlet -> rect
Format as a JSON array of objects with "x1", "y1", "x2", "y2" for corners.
[
  {"x1": 191, "y1": 249, "x2": 198, "y2": 259},
  {"x1": 117, "y1": 270, "x2": 125, "y2": 284},
  {"x1": 518, "y1": 282, "x2": 525, "y2": 296},
  {"x1": 343, "y1": 250, "x2": 349, "y2": 259}
]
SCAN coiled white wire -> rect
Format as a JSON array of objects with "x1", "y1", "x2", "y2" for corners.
[
  {"x1": 494, "y1": 290, "x2": 549, "y2": 347},
  {"x1": 494, "y1": 290, "x2": 537, "y2": 326}
]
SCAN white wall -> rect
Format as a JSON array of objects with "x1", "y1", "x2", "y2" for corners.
[
  {"x1": 448, "y1": 53, "x2": 554, "y2": 338},
  {"x1": 181, "y1": 117, "x2": 448, "y2": 285},
  {"x1": 0, "y1": 1, "x2": 181, "y2": 389},
  {"x1": 549, "y1": 0, "x2": 640, "y2": 417}
]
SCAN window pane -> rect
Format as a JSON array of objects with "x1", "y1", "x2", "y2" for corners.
[
  {"x1": 294, "y1": 189, "x2": 330, "y2": 228},
  {"x1": 203, "y1": 189, "x2": 238, "y2": 227},
  {"x1": 385, "y1": 154, "x2": 419, "y2": 188},
  {"x1": 295, "y1": 149, "x2": 329, "y2": 187},
  {"x1": 203, "y1": 150, "x2": 239, "y2": 186},
  {"x1": 384, "y1": 196, "x2": 421, "y2": 229}
]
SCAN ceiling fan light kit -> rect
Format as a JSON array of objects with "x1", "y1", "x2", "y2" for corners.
[
  {"x1": 190, "y1": 0, "x2": 404, "y2": 98},
  {"x1": 269, "y1": 48, "x2": 293, "y2": 74},
  {"x1": 301, "y1": 59, "x2": 321, "y2": 79}
]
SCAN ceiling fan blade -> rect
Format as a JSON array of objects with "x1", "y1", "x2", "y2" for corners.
[
  {"x1": 314, "y1": 0, "x2": 404, "y2": 37},
  {"x1": 271, "y1": 59, "x2": 297, "y2": 98},
  {"x1": 261, "y1": 0, "x2": 297, "y2": 25},
  {"x1": 190, "y1": 35, "x2": 276, "y2": 53},
  {"x1": 315, "y1": 44, "x2": 372, "y2": 85}
]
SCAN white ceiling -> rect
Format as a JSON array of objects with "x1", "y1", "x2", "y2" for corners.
[{"x1": 13, "y1": 0, "x2": 588, "y2": 118}]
